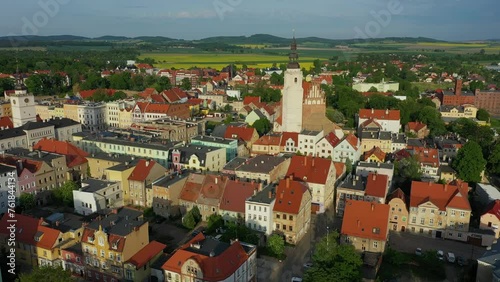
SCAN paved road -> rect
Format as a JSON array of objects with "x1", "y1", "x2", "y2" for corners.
[{"x1": 389, "y1": 231, "x2": 486, "y2": 260}]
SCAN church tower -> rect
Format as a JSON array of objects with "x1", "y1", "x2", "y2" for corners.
[
  {"x1": 281, "y1": 35, "x2": 303, "y2": 133},
  {"x1": 10, "y1": 70, "x2": 36, "y2": 127}
]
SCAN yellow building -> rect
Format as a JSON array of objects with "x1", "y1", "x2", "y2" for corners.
[
  {"x1": 360, "y1": 130, "x2": 392, "y2": 153},
  {"x1": 0, "y1": 101, "x2": 12, "y2": 117},
  {"x1": 363, "y1": 146, "x2": 386, "y2": 163},
  {"x1": 387, "y1": 188, "x2": 409, "y2": 232},
  {"x1": 63, "y1": 103, "x2": 79, "y2": 122},
  {"x1": 480, "y1": 200, "x2": 500, "y2": 238},
  {"x1": 35, "y1": 104, "x2": 51, "y2": 120},
  {"x1": 127, "y1": 159, "x2": 167, "y2": 207},
  {"x1": 118, "y1": 108, "x2": 133, "y2": 129},
  {"x1": 105, "y1": 161, "x2": 137, "y2": 204},
  {"x1": 87, "y1": 152, "x2": 134, "y2": 179},
  {"x1": 440, "y1": 104, "x2": 478, "y2": 119},
  {"x1": 81, "y1": 208, "x2": 149, "y2": 281},
  {"x1": 123, "y1": 241, "x2": 166, "y2": 281}
]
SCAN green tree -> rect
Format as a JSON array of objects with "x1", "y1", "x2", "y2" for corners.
[
  {"x1": 52, "y1": 181, "x2": 78, "y2": 207},
  {"x1": 191, "y1": 206, "x2": 202, "y2": 222},
  {"x1": 19, "y1": 193, "x2": 36, "y2": 211},
  {"x1": 304, "y1": 231, "x2": 362, "y2": 282},
  {"x1": 417, "y1": 106, "x2": 446, "y2": 136},
  {"x1": 0, "y1": 78, "x2": 14, "y2": 94},
  {"x1": 155, "y1": 76, "x2": 172, "y2": 92},
  {"x1": 477, "y1": 108, "x2": 490, "y2": 122},
  {"x1": 89, "y1": 89, "x2": 108, "y2": 102},
  {"x1": 252, "y1": 118, "x2": 271, "y2": 136},
  {"x1": 267, "y1": 234, "x2": 285, "y2": 258},
  {"x1": 180, "y1": 78, "x2": 192, "y2": 90},
  {"x1": 17, "y1": 266, "x2": 72, "y2": 282},
  {"x1": 183, "y1": 212, "x2": 196, "y2": 229},
  {"x1": 345, "y1": 158, "x2": 353, "y2": 174},
  {"x1": 452, "y1": 141, "x2": 486, "y2": 183},
  {"x1": 206, "y1": 214, "x2": 224, "y2": 234},
  {"x1": 269, "y1": 72, "x2": 284, "y2": 85},
  {"x1": 223, "y1": 104, "x2": 233, "y2": 113},
  {"x1": 112, "y1": 90, "x2": 127, "y2": 100},
  {"x1": 487, "y1": 142, "x2": 500, "y2": 175},
  {"x1": 368, "y1": 86, "x2": 378, "y2": 92},
  {"x1": 394, "y1": 155, "x2": 422, "y2": 181}
]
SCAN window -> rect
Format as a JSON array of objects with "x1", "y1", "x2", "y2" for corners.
[
  {"x1": 289, "y1": 215, "x2": 293, "y2": 221},
  {"x1": 451, "y1": 210, "x2": 456, "y2": 216},
  {"x1": 460, "y1": 211, "x2": 466, "y2": 217},
  {"x1": 420, "y1": 218, "x2": 425, "y2": 224},
  {"x1": 429, "y1": 219, "x2": 434, "y2": 226},
  {"x1": 276, "y1": 224, "x2": 280, "y2": 229},
  {"x1": 283, "y1": 225, "x2": 287, "y2": 230},
  {"x1": 373, "y1": 241, "x2": 378, "y2": 248},
  {"x1": 283, "y1": 214, "x2": 287, "y2": 220}
]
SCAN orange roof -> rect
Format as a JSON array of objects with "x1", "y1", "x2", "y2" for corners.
[
  {"x1": 33, "y1": 139, "x2": 88, "y2": 167},
  {"x1": 333, "y1": 162, "x2": 346, "y2": 179},
  {"x1": 150, "y1": 94, "x2": 166, "y2": 103},
  {"x1": 280, "y1": 132, "x2": 299, "y2": 146},
  {"x1": 359, "y1": 109, "x2": 400, "y2": 121},
  {"x1": 224, "y1": 126, "x2": 256, "y2": 142},
  {"x1": 343, "y1": 134, "x2": 359, "y2": 150},
  {"x1": 126, "y1": 241, "x2": 166, "y2": 269},
  {"x1": 0, "y1": 117, "x2": 13, "y2": 129},
  {"x1": 287, "y1": 156, "x2": 333, "y2": 185},
  {"x1": 219, "y1": 180, "x2": 260, "y2": 213},
  {"x1": 128, "y1": 159, "x2": 159, "y2": 181},
  {"x1": 363, "y1": 147, "x2": 386, "y2": 161},
  {"x1": 360, "y1": 92, "x2": 392, "y2": 97},
  {"x1": 364, "y1": 173, "x2": 389, "y2": 198},
  {"x1": 324, "y1": 131, "x2": 342, "y2": 148},
  {"x1": 483, "y1": 200, "x2": 500, "y2": 221},
  {"x1": 137, "y1": 63, "x2": 153, "y2": 69},
  {"x1": 276, "y1": 115, "x2": 282, "y2": 125},
  {"x1": 413, "y1": 147, "x2": 439, "y2": 167},
  {"x1": 341, "y1": 200, "x2": 390, "y2": 241},
  {"x1": 254, "y1": 135, "x2": 281, "y2": 146},
  {"x1": 360, "y1": 118, "x2": 382, "y2": 129},
  {"x1": 79, "y1": 89, "x2": 116, "y2": 99},
  {"x1": 162, "y1": 233, "x2": 249, "y2": 281},
  {"x1": 144, "y1": 103, "x2": 171, "y2": 114},
  {"x1": 273, "y1": 178, "x2": 309, "y2": 214},
  {"x1": 243, "y1": 96, "x2": 261, "y2": 106},
  {"x1": 407, "y1": 122, "x2": 427, "y2": 132},
  {"x1": 179, "y1": 174, "x2": 205, "y2": 202},
  {"x1": 0, "y1": 213, "x2": 39, "y2": 245},
  {"x1": 36, "y1": 224, "x2": 61, "y2": 250},
  {"x1": 199, "y1": 175, "x2": 227, "y2": 200},
  {"x1": 410, "y1": 181, "x2": 471, "y2": 211}
]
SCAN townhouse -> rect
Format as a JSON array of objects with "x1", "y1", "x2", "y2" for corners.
[
  {"x1": 245, "y1": 183, "x2": 276, "y2": 236},
  {"x1": 123, "y1": 241, "x2": 166, "y2": 282},
  {"x1": 170, "y1": 144, "x2": 226, "y2": 172},
  {"x1": 131, "y1": 119, "x2": 203, "y2": 143},
  {"x1": 332, "y1": 134, "x2": 361, "y2": 164},
  {"x1": 220, "y1": 180, "x2": 261, "y2": 224},
  {"x1": 127, "y1": 159, "x2": 167, "y2": 207},
  {"x1": 280, "y1": 132, "x2": 299, "y2": 153},
  {"x1": 480, "y1": 200, "x2": 500, "y2": 238},
  {"x1": 45, "y1": 117, "x2": 83, "y2": 142},
  {"x1": 358, "y1": 109, "x2": 401, "y2": 134},
  {"x1": 73, "y1": 179, "x2": 123, "y2": 216},
  {"x1": 150, "y1": 172, "x2": 189, "y2": 219},
  {"x1": 360, "y1": 130, "x2": 392, "y2": 153},
  {"x1": 223, "y1": 126, "x2": 260, "y2": 152},
  {"x1": 387, "y1": 188, "x2": 409, "y2": 232},
  {"x1": 411, "y1": 147, "x2": 440, "y2": 178},
  {"x1": 297, "y1": 130, "x2": 323, "y2": 157},
  {"x1": 405, "y1": 122, "x2": 430, "y2": 138},
  {"x1": 235, "y1": 155, "x2": 290, "y2": 184},
  {"x1": 105, "y1": 160, "x2": 139, "y2": 205},
  {"x1": 251, "y1": 134, "x2": 282, "y2": 156},
  {"x1": 315, "y1": 131, "x2": 342, "y2": 159},
  {"x1": 86, "y1": 153, "x2": 134, "y2": 179},
  {"x1": 363, "y1": 146, "x2": 386, "y2": 163}
]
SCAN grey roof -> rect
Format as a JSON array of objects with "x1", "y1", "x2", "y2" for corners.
[
  {"x1": 0, "y1": 164, "x2": 16, "y2": 174},
  {"x1": 339, "y1": 174, "x2": 366, "y2": 192},
  {"x1": 356, "y1": 161, "x2": 394, "y2": 170},
  {"x1": 223, "y1": 157, "x2": 247, "y2": 171},
  {"x1": 391, "y1": 133, "x2": 406, "y2": 143},
  {"x1": 442, "y1": 90, "x2": 474, "y2": 96},
  {"x1": 185, "y1": 237, "x2": 231, "y2": 257},
  {"x1": 153, "y1": 172, "x2": 189, "y2": 188},
  {"x1": 477, "y1": 241, "x2": 500, "y2": 265},
  {"x1": 247, "y1": 183, "x2": 276, "y2": 204},
  {"x1": 407, "y1": 138, "x2": 425, "y2": 148},
  {"x1": 45, "y1": 117, "x2": 81, "y2": 128},
  {"x1": 81, "y1": 179, "x2": 118, "y2": 193},
  {"x1": 6, "y1": 148, "x2": 63, "y2": 163},
  {"x1": 0, "y1": 128, "x2": 26, "y2": 139},
  {"x1": 83, "y1": 136, "x2": 180, "y2": 151},
  {"x1": 211, "y1": 124, "x2": 228, "y2": 138},
  {"x1": 251, "y1": 109, "x2": 266, "y2": 120},
  {"x1": 300, "y1": 130, "x2": 322, "y2": 136},
  {"x1": 106, "y1": 159, "x2": 141, "y2": 172},
  {"x1": 21, "y1": 121, "x2": 54, "y2": 131},
  {"x1": 441, "y1": 117, "x2": 481, "y2": 124},
  {"x1": 438, "y1": 165, "x2": 456, "y2": 173},
  {"x1": 191, "y1": 135, "x2": 236, "y2": 145},
  {"x1": 87, "y1": 207, "x2": 145, "y2": 237},
  {"x1": 63, "y1": 242, "x2": 83, "y2": 255},
  {"x1": 360, "y1": 130, "x2": 391, "y2": 140},
  {"x1": 45, "y1": 213, "x2": 85, "y2": 233},
  {"x1": 87, "y1": 152, "x2": 135, "y2": 163},
  {"x1": 173, "y1": 144, "x2": 223, "y2": 164},
  {"x1": 236, "y1": 155, "x2": 287, "y2": 174}
]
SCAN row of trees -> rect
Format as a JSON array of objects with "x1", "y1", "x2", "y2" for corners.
[{"x1": 18, "y1": 181, "x2": 79, "y2": 212}]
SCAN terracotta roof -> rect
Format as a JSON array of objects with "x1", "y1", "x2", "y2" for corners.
[
  {"x1": 360, "y1": 92, "x2": 392, "y2": 97},
  {"x1": 199, "y1": 175, "x2": 227, "y2": 201},
  {"x1": 483, "y1": 200, "x2": 500, "y2": 221},
  {"x1": 219, "y1": 180, "x2": 260, "y2": 213},
  {"x1": 33, "y1": 138, "x2": 88, "y2": 167},
  {"x1": 126, "y1": 241, "x2": 166, "y2": 269},
  {"x1": 273, "y1": 178, "x2": 309, "y2": 214},
  {"x1": 224, "y1": 126, "x2": 257, "y2": 142},
  {"x1": 280, "y1": 132, "x2": 299, "y2": 147},
  {"x1": 179, "y1": 174, "x2": 205, "y2": 202},
  {"x1": 359, "y1": 109, "x2": 400, "y2": 121},
  {"x1": 394, "y1": 149, "x2": 412, "y2": 161},
  {"x1": 410, "y1": 181, "x2": 471, "y2": 211},
  {"x1": 364, "y1": 173, "x2": 389, "y2": 198},
  {"x1": 36, "y1": 224, "x2": 61, "y2": 250},
  {"x1": 343, "y1": 134, "x2": 359, "y2": 150},
  {"x1": 162, "y1": 234, "x2": 249, "y2": 281},
  {"x1": 78, "y1": 89, "x2": 116, "y2": 99},
  {"x1": 324, "y1": 131, "x2": 342, "y2": 148},
  {"x1": 150, "y1": 94, "x2": 166, "y2": 103},
  {"x1": 0, "y1": 117, "x2": 13, "y2": 129},
  {"x1": 243, "y1": 96, "x2": 261, "y2": 106},
  {"x1": 144, "y1": 103, "x2": 171, "y2": 114},
  {"x1": 137, "y1": 63, "x2": 153, "y2": 69},
  {"x1": 254, "y1": 135, "x2": 281, "y2": 146},
  {"x1": 413, "y1": 147, "x2": 439, "y2": 167},
  {"x1": 287, "y1": 156, "x2": 333, "y2": 185},
  {"x1": 162, "y1": 88, "x2": 188, "y2": 103},
  {"x1": 128, "y1": 159, "x2": 159, "y2": 181},
  {"x1": 0, "y1": 213, "x2": 39, "y2": 245},
  {"x1": 407, "y1": 122, "x2": 427, "y2": 132},
  {"x1": 360, "y1": 118, "x2": 382, "y2": 129},
  {"x1": 333, "y1": 162, "x2": 346, "y2": 179},
  {"x1": 276, "y1": 115, "x2": 282, "y2": 125},
  {"x1": 363, "y1": 147, "x2": 386, "y2": 161},
  {"x1": 341, "y1": 200, "x2": 390, "y2": 241},
  {"x1": 387, "y1": 188, "x2": 407, "y2": 204}
]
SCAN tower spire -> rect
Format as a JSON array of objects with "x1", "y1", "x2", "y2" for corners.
[
  {"x1": 14, "y1": 50, "x2": 27, "y2": 91},
  {"x1": 288, "y1": 29, "x2": 300, "y2": 69}
]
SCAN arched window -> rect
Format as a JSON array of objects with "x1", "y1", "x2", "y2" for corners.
[{"x1": 294, "y1": 77, "x2": 298, "y2": 83}]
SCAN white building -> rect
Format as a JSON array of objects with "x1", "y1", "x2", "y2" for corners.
[
  {"x1": 298, "y1": 130, "x2": 323, "y2": 156},
  {"x1": 352, "y1": 79, "x2": 399, "y2": 92},
  {"x1": 22, "y1": 121, "x2": 55, "y2": 147},
  {"x1": 0, "y1": 164, "x2": 17, "y2": 214},
  {"x1": 77, "y1": 102, "x2": 106, "y2": 132},
  {"x1": 332, "y1": 134, "x2": 361, "y2": 164},
  {"x1": 72, "y1": 179, "x2": 123, "y2": 215},
  {"x1": 315, "y1": 131, "x2": 343, "y2": 159},
  {"x1": 105, "y1": 100, "x2": 136, "y2": 128},
  {"x1": 358, "y1": 109, "x2": 401, "y2": 134},
  {"x1": 476, "y1": 183, "x2": 500, "y2": 206},
  {"x1": 281, "y1": 38, "x2": 303, "y2": 133},
  {"x1": 245, "y1": 184, "x2": 276, "y2": 236},
  {"x1": 356, "y1": 161, "x2": 395, "y2": 188},
  {"x1": 46, "y1": 117, "x2": 83, "y2": 142},
  {"x1": 10, "y1": 82, "x2": 37, "y2": 128}
]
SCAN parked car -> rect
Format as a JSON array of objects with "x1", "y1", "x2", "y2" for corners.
[
  {"x1": 446, "y1": 252, "x2": 456, "y2": 263},
  {"x1": 457, "y1": 256, "x2": 468, "y2": 266},
  {"x1": 214, "y1": 234, "x2": 223, "y2": 241},
  {"x1": 415, "y1": 248, "x2": 423, "y2": 256},
  {"x1": 303, "y1": 262, "x2": 313, "y2": 269},
  {"x1": 437, "y1": 250, "x2": 444, "y2": 261},
  {"x1": 291, "y1": 277, "x2": 303, "y2": 282}
]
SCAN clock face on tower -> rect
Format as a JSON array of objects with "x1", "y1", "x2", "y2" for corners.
[{"x1": 24, "y1": 98, "x2": 29, "y2": 103}]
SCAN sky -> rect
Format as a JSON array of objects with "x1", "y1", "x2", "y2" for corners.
[{"x1": 0, "y1": 0, "x2": 499, "y2": 41}]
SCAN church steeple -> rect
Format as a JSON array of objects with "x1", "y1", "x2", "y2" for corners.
[
  {"x1": 14, "y1": 56, "x2": 27, "y2": 91},
  {"x1": 287, "y1": 30, "x2": 300, "y2": 69}
]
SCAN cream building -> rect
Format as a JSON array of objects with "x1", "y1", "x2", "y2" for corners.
[
  {"x1": 281, "y1": 37, "x2": 303, "y2": 133},
  {"x1": 10, "y1": 82, "x2": 37, "y2": 127},
  {"x1": 352, "y1": 79, "x2": 399, "y2": 92}
]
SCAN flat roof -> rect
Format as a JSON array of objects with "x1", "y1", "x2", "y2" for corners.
[
  {"x1": 191, "y1": 135, "x2": 236, "y2": 145},
  {"x1": 81, "y1": 179, "x2": 118, "y2": 193}
]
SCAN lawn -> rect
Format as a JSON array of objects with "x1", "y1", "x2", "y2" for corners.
[
  {"x1": 412, "y1": 81, "x2": 455, "y2": 92},
  {"x1": 491, "y1": 118, "x2": 500, "y2": 129}
]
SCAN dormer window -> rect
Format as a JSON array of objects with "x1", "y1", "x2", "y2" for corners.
[
  {"x1": 34, "y1": 231, "x2": 43, "y2": 242},
  {"x1": 88, "y1": 236, "x2": 94, "y2": 243},
  {"x1": 98, "y1": 236, "x2": 104, "y2": 246}
]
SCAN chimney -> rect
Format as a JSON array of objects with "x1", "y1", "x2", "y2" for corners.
[
  {"x1": 371, "y1": 108, "x2": 374, "y2": 114},
  {"x1": 357, "y1": 220, "x2": 360, "y2": 227},
  {"x1": 55, "y1": 221, "x2": 60, "y2": 227},
  {"x1": 371, "y1": 204, "x2": 375, "y2": 211},
  {"x1": 444, "y1": 184, "x2": 448, "y2": 192},
  {"x1": 286, "y1": 177, "x2": 290, "y2": 188},
  {"x1": 304, "y1": 157, "x2": 307, "y2": 167},
  {"x1": 312, "y1": 157, "x2": 315, "y2": 167},
  {"x1": 17, "y1": 159, "x2": 23, "y2": 171},
  {"x1": 38, "y1": 150, "x2": 42, "y2": 158},
  {"x1": 253, "y1": 188, "x2": 257, "y2": 196},
  {"x1": 268, "y1": 190, "x2": 272, "y2": 199},
  {"x1": 385, "y1": 109, "x2": 389, "y2": 115},
  {"x1": 258, "y1": 183, "x2": 263, "y2": 191},
  {"x1": 455, "y1": 79, "x2": 462, "y2": 96},
  {"x1": 372, "y1": 174, "x2": 376, "y2": 181},
  {"x1": 145, "y1": 160, "x2": 150, "y2": 167},
  {"x1": 215, "y1": 177, "x2": 218, "y2": 184}
]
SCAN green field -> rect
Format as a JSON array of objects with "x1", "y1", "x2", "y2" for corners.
[{"x1": 139, "y1": 52, "x2": 328, "y2": 70}]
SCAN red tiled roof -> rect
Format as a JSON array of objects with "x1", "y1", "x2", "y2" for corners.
[
  {"x1": 359, "y1": 109, "x2": 400, "y2": 121},
  {"x1": 363, "y1": 147, "x2": 386, "y2": 162},
  {"x1": 243, "y1": 96, "x2": 261, "y2": 106},
  {"x1": 280, "y1": 132, "x2": 299, "y2": 147},
  {"x1": 410, "y1": 181, "x2": 471, "y2": 211},
  {"x1": 219, "y1": 180, "x2": 260, "y2": 213},
  {"x1": 144, "y1": 103, "x2": 171, "y2": 114},
  {"x1": 0, "y1": 213, "x2": 38, "y2": 245},
  {"x1": 0, "y1": 116, "x2": 14, "y2": 129},
  {"x1": 224, "y1": 126, "x2": 256, "y2": 142},
  {"x1": 413, "y1": 147, "x2": 439, "y2": 167},
  {"x1": 394, "y1": 149, "x2": 412, "y2": 161},
  {"x1": 407, "y1": 122, "x2": 427, "y2": 132},
  {"x1": 254, "y1": 135, "x2": 281, "y2": 146},
  {"x1": 162, "y1": 234, "x2": 249, "y2": 281},
  {"x1": 387, "y1": 188, "x2": 407, "y2": 205},
  {"x1": 126, "y1": 241, "x2": 166, "y2": 269},
  {"x1": 199, "y1": 175, "x2": 227, "y2": 200},
  {"x1": 82, "y1": 228, "x2": 126, "y2": 252},
  {"x1": 79, "y1": 89, "x2": 116, "y2": 99},
  {"x1": 344, "y1": 134, "x2": 359, "y2": 150},
  {"x1": 360, "y1": 118, "x2": 382, "y2": 129},
  {"x1": 276, "y1": 115, "x2": 282, "y2": 125},
  {"x1": 150, "y1": 94, "x2": 166, "y2": 103},
  {"x1": 137, "y1": 63, "x2": 153, "y2": 69},
  {"x1": 273, "y1": 178, "x2": 309, "y2": 214},
  {"x1": 128, "y1": 159, "x2": 159, "y2": 181},
  {"x1": 287, "y1": 156, "x2": 333, "y2": 185},
  {"x1": 179, "y1": 174, "x2": 205, "y2": 202},
  {"x1": 33, "y1": 139, "x2": 88, "y2": 167},
  {"x1": 324, "y1": 131, "x2": 342, "y2": 148},
  {"x1": 333, "y1": 162, "x2": 346, "y2": 179},
  {"x1": 360, "y1": 92, "x2": 392, "y2": 97},
  {"x1": 0, "y1": 156, "x2": 42, "y2": 174},
  {"x1": 483, "y1": 200, "x2": 500, "y2": 221},
  {"x1": 364, "y1": 173, "x2": 389, "y2": 198},
  {"x1": 341, "y1": 200, "x2": 390, "y2": 241},
  {"x1": 36, "y1": 224, "x2": 61, "y2": 250}
]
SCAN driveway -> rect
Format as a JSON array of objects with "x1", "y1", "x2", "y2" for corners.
[{"x1": 389, "y1": 231, "x2": 486, "y2": 260}]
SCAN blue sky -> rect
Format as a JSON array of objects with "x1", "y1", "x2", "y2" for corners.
[{"x1": 1, "y1": 0, "x2": 498, "y2": 41}]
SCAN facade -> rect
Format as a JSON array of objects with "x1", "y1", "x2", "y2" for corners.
[
  {"x1": 77, "y1": 102, "x2": 107, "y2": 132},
  {"x1": 358, "y1": 109, "x2": 401, "y2": 134},
  {"x1": 123, "y1": 241, "x2": 166, "y2": 282},
  {"x1": 408, "y1": 181, "x2": 471, "y2": 241},
  {"x1": 127, "y1": 159, "x2": 166, "y2": 207},
  {"x1": 245, "y1": 184, "x2": 276, "y2": 236},
  {"x1": 315, "y1": 131, "x2": 342, "y2": 159},
  {"x1": 9, "y1": 84, "x2": 37, "y2": 127},
  {"x1": 475, "y1": 89, "x2": 500, "y2": 116},
  {"x1": 73, "y1": 179, "x2": 123, "y2": 215},
  {"x1": 360, "y1": 130, "x2": 392, "y2": 153},
  {"x1": 405, "y1": 122, "x2": 429, "y2": 138},
  {"x1": 235, "y1": 155, "x2": 290, "y2": 184},
  {"x1": 332, "y1": 134, "x2": 361, "y2": 164},
  {"x1": 105, "y1": 161, "x2": 138, "y2": 205},
  {"x1": 341, "y1": 200, "x2": 390, "y2": 253},
  {"x1": 281, "y1": 37, "x2": 304, "y2": 133},
  {"x1": 480, "y1": 200, "x2": 500, "y2": 238},
  {"x1": 151, "y1": 173, "x2": 188, "y2": 219},
  {"x1": 190, "y1": 135, "x2": 238, "y2": 162},
  {"x1": 439, "y1": 104, "x2": 477, "y2": 119},
  {"x1": 161, "y1": 234, "x2": 257, "y2": 282},
  {"x1": 297, "y1": 130, "x2": 323, "y2": 156},
  {"x1": 272, "y1": 178, "x2": 312, "y2": 244},
  {"x1": 387, "y1": 188, "x2": 409, "y2": 232},
  {"x1": 251, "y1": 134, "x2": 282, "y2": 156},
  {"x1": 21, "y1": 121, "x2": 55, "y2": 147},
  {"x1": 170, "y1": 144, "x2": 226, "y2": 172},
  {"x1": 45, "y1": 117, "x2": 83, "y2": 142},
  {"x1": 352, "y1": 80, "x2": 399, "y2": 92},
  {"x1": 86, "y1": 153, "x2": 134, "y2": 179}
]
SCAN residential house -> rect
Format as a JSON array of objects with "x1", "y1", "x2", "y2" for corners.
[
  {"x1": 363, "y1": 147, "x2": 386, "y2": 163},
  {"x1": 190, "y1": 135, "x2": 238, "y2": 162},
  {"x1": 476, "y1": 183, "x2": 500, "y2": 207},
  {"x1": 280, "y1": 132, "x2": 299, "y2": 153},
  {"x1": 333, "y1": 134, "x2": 361, "y2": 164},
  {"x1": 0, "y1": 127, "x2": 28, "y2": 150},
  {"x1": 105, "y1": 160, "x2": 139, "y2": 205},
  {"x1": 123, "y1": 241, "x2": 166, "y2": 282},
  {"x1": 224, "y1": 126, "x2": 259, "y2": 152},
  {"x1": 341, "y1": 200, "x2": 390, "y2": 253},
  {"x1": 245, "y1": 183, "x2": 276, "y2": 236},
  {"x1": 480, "y1": 200, "x2": 500, "y2": 238},
  {"x1": 73, "y1": 179, "x2": 123, "y2": 216},
  {"x1": 315, "y1": 131, "x2": 342, "y2": 159},
  {"x1": 273, "y1": 178, "x2": 312, "y2": 244},
  {"x1": 251, "y1": 134, "x2": 282, "y2": 156},
  {"x1": 127, "y1": 159, "x2": 166, "y2": 207},
  {"x1": 21, "y1": 121, "x2": 55, "y2": 147},
  {"x1": 86, "y1": 153, "x2": 134, "y2": 180},
  {"x1": 235, "y1": 155, "x2": 290, "y2": 184},
  {"x1": 170, "y1": 144, "x2": 226, "y2": 172},
  {"x1": 408, "y1": 180, "x2": 471, "y2": 241},
  {"x1": 412, "y1": 147, "x2": 440, "y2": 178},
  {"x1": 220, "y1": 180, "x2": 261, "y2": 224},
  {"x1": 438, "y1": 165, "x2": 457, "y2": 183},
  {"x1": 405, "y1": 122, "x2": 430, "y2": 138},
  {"x1": 297, "y1": 130, "x2": 323, "y2": 157},
  {"x1": 387, "y1": 188, "x2": 409, "y2": 232},
  {"x1": 194, "y1": 175, "x2": 227, "y2": 221},
  {"x1": 360, "y1": 130, "x2": 392, "y2": 153},
  {"x1": 358, "y1": 109, "x2": 401, "y2": 134},
  {"x1": 178, "y1": 173, "x2": 205, "y2": 216},
  {"x1": 45, "y1": 117, "x2": 83, "y2": 142},
  {"x1": 161, "y1": 233, "x2": 257, "y2": 282},
  {"x1": 151, "y1": 173, "x2": 189, "y2": 219}
]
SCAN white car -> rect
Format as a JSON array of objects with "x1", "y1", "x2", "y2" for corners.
[
  {"x1": 291, "y1": 277, "x2": 303, "y2": 282},
  {"x1": 415, "y1": 248, "x2": 422, "y2": 256},
  {"x1": 437, "y1": 250, "x2": 444, "y2": 261},
  {"x1": 446, "y1": 252, "x2": 456, "y2": 263}
]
